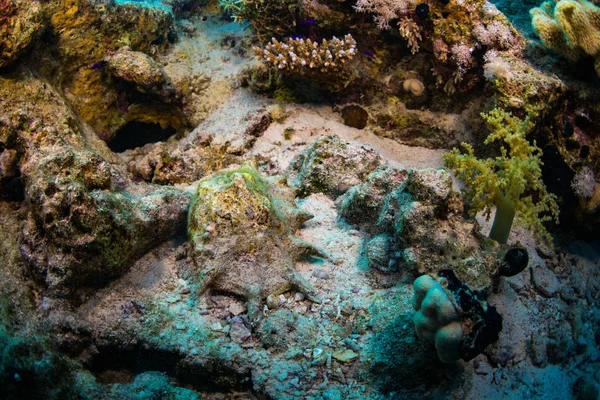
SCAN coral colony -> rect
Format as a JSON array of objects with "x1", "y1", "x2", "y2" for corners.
[{"x1": 0, "y1": 0, "x2": 599, "y2": 399}]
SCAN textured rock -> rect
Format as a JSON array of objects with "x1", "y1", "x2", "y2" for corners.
[
  {"x1": 287, "y1": 135, "x2": 383, "y2": 199},
  {"x1": 45, "y1": 0, "x2": 176, "y2": 139},
  {"x1": 186, "y1": 163, "x2": 324, "y2": 321},
  {"x1": 229, "y1": 317, "x2": 252, "y2": 344},
  {"x1": 105, "y1": 46, "x2": 179, "y2": 101},
  {"x1": 532, "y1": 265, "x2": 561, "y2": 298},
  {"x1": 0, "y1": 74, "x2": 191, "y2": 296},
  {"x1": 338, "y1": 164, "x2": 409, "y2": 233},
  {"x1": 20, "y1": 148, "x2": 191, "y2": 294},
  {"x1": 257, "y1": 309, "x2": 318, "y2": 353},
  {"x1": 365, "y1": 234, "x2": 394, "y2": 272},
  {"x1": 338, "y1": 160, "x2": 498, "y2": 288},
  {"x1": 0, "y1": 0, "x2": 44, "y2": 68}
]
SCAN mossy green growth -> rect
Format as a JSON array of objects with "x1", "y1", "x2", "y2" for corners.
[
  {"x1": 443, "y1": 108, "x2": 559, "y2": 244},
  {"x1": 188, "y1": 162, "x2": 277, "y2": 243}
]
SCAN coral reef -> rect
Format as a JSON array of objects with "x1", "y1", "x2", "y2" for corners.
[
  {"x1": 42, "y1": 0, "x2": 178, "y2": 140},
  {"x1": 0, "y1": 73, "x2": 191, "y2": 296},
  {"x1": 355, "y1": 0, "x2": 524, "y2": 93},
  {"x1": 0, "y1": 0, "x2": 599, "y2": 398},
  {"x1": 187, "y1": 163, "x2": 324, "y2": 321},
  {"x1": 221, "y1": 0, "x2": 299, "y2": 41},
  {"x1": 413, "y1": 273, "x2": 463, "y2": 363}
]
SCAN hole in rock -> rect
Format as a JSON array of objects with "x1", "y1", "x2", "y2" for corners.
[{"x1": 108, "y1": 121, "x2": 177, "y2": 153}]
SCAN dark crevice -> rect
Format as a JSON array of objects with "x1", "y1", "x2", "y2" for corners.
[
  {"x1": 108, "y1": 121, "x2": 177, "y2": 153},
  {"x1": 87, "y1": 344, "x2": 253, "y2": 394},
  {"x1": 1, "y1": 177, "x2": 25, "y2": 202}
]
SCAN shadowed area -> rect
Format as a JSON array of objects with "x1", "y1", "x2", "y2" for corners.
[{"x1": 108, "y1": 121, "x2": 177, "y2": 152}]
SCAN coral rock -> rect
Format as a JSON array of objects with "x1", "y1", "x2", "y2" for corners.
[
  {"x1": 287, "y1": 135, "x2": 383, "y2": 199},
  {"x1": 187, "y1": 163, "x2": 324, "y2": 322},
  {"x1": 0, "y1": 0, "x2": 44, "y2": 68}
]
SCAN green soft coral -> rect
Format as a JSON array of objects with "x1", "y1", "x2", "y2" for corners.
[{"x1": 443, "y1": 108, "x2": 559, "y2": 244}]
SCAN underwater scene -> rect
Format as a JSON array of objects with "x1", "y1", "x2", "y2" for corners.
[{"x1": 0, "y1": 0, "x2": 599, "y2": 398}]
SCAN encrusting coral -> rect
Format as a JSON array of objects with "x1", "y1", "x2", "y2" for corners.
[
  {"x1": 253, "y1": 34, "x2": 358, "y2": 91},
  {"x1": 0, "y1": 0, "x2": 44, "y2": 68},
  {"x1": 531, "y1": 0, "x2": 600, "y2": 76},
  {"x1": 187, "y1": 163, "x2": 325, "y2": 322},
  {"x1": 443, "y1": 108, "x2": 560, "y2": 244}
]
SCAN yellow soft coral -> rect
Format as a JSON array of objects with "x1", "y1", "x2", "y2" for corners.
[
  {"x1": 443, "y1": 109, "x2": 559, "y2": 244},
  {"x1": 531, "y1": 0, "x2": 600, "y2": 75}
]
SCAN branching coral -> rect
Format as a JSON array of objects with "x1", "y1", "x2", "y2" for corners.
[
  {"x1": 443, "y1": 108, "x2": 559, "y2": 244},
  {"x1": 398, "y1": 17, "x2": 422, "y2": 55},
  {"x1": 253, "y1": 34, "x2": 357, "y2": 90},
  {"x1": 530, "y1": 0, "x2": 600, "y2": 76},
  {"x1": 354, "y1": 0, "x2": 418, "y2": 30},
  {"x1": 354, "y1": 0, "x2": 522, "y2": 93},
  {"x1": 218, "y1": 0, "x2": 245, "y2": 17}
]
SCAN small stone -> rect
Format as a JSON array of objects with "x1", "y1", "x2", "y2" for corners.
[
  {"x1": 210, "y1": 322, "x2": 223, "y2": 331},
  {"x1": 294, "y1": 292, "x2": 305, "y2": 302},
  {"x1": 229, "y1": 320, "x2": 252, "y2": 344},
  {"x1": 312, "y1": 268, "x2": 330, "y2": 280},
  {"x1": 532, "y1": 265, "x2": 560, "y2": 297},
  {"x1": 229, "y1": 302, "x2": 247, "y2": 316},
  {"x1": 366, "y1": 234, "x2": 392, "y2": 272},
  {"x1": 295, "y1": 305, "x2": 308, "y2": 314},
  {"x1": 332, "y1": 349, "x2": 358, "y2": 363},
  {"x1": 313, "y1": 348, "x2": 324, "y2": 359},
  {"x1": 342, "y1": 338, "x2": 360, "y2": 352},
  {"x1": 340, "y1": 104, "x2": 368, "y2": 129},
  {"x1": 175, "y1": 322, "x2": 186, "y2": 330},
  {"x1": 278, "y1": 294, "x2": 287, "y2": 305},
  {"x1": 165, "y1": 293, "x2": 181, "y2": 303},
  {"x1": 340, "y1": 300, "x2": 353, "y2": 315},
  {"x1": 529, "y1": 336, "x2": 548, "y2": 367},
  {"x1": 266, "y1": 294, "x2": 279, "y2": 310},
  {"x1": 311, "y1": 348, "x2": 327, "y2": 366}
]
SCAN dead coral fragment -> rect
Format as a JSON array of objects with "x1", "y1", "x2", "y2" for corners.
[{"x1": 187, "y1": 163, "x2": 323, "y2": 322}]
